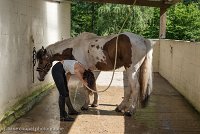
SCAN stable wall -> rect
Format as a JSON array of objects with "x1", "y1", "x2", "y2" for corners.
[
  {"x1": 0, "y1": 0, "x2": 71, "y2": 117},
  {"x1": 151, "y1": 39, "x2": 160, "y2": 72},
  {"x1": 159, "y1": 40, "x2": 200, "y2": 112}
]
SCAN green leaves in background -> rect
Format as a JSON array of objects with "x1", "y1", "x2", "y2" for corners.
[
  {"x1": 71, "y1": 1, "x2": 200, "y2": 41},
  {"x1": 167, "y1": 2, "x2": 200, "y2": 41}
]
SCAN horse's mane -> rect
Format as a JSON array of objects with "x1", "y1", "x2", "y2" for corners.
[
  {"x1": 47, "y1": 37, "x2": 75, "y2": 48},
  {"x1": 36, "y1": 49, "x2": 44, "y2": 60},
  {"x1": 46, "y1": 32, "x2": 98, "y2": 50}
]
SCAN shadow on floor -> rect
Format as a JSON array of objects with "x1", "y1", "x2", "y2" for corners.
[
  {"x1": 123, "y1": 73, "x2": 200, "y2": 134},
  {"x1": 2, "y1": 73, "x2": 200, "y2": 134}
]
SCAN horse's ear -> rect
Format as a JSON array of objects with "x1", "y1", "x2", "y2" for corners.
[
  {"x1": 44, "y1": 49, "x2": 47, "y2": 54},
  {"x1": 41, "y1": 46, "x2": 47, "y2": 54}
]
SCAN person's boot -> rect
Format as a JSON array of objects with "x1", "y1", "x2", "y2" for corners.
[
  {"x1": 59, "y1": 96, "x2": 75, "y2": 121},
  {"x1": 60, "y1": 114, "x2": 74, "y2": 122},
  {"x1": 65, "y1": 97, "x2": 80, "y2": 115}
]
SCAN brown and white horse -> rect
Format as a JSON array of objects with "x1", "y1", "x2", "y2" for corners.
[{"x1": 36, "y1": 32, "x2": 153, "y2": 116}]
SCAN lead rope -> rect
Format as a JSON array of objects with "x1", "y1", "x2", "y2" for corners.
[{"x1": 82, "y1": 0, "x2": 137, "y2": 93}]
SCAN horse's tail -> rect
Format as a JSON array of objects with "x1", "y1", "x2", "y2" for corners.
[{"x1": 139, "y1": 39, "x2": 153, "y2": 107}]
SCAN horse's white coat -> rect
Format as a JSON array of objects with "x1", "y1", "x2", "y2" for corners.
[
  {"x1": 45, "y1": 32, "x2": 153, "y2": 115},
  {"x1": 47, "y1": 32, "x2": 117, "y2": 69}
]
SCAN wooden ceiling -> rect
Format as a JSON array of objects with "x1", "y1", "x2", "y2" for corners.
[
  {"x1": 50, "y1": 0, "x2": 181, "y2": 8},
  {"x1": 82, "y1": 0, "x2": 181, "y2": 8}
]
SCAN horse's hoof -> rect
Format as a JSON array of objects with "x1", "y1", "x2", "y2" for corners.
[
  {"x1": 141, "y1": 95, "x2": 150, "y2": 108},
  {"x1": 91, "y1": 104, "x2": 98, "y2": 107},
  {"x1": 124, "y1": 111, "x2": 132, "y2": 117},
  {"x1": 81, "y1": 107, "x2": 88, "y2": 111},
  {"x1": 115, "y1": 107, "x2": 122, "y2": 113}
]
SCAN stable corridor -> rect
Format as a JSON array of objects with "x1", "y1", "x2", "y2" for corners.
[{"x1": 2, "y1": 73, "x2": 200, "y2": 134}]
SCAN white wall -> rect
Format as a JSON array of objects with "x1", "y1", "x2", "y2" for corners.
[
  {"x1": 159, "y1": 40, "x2": 200, "y2": 112},
  {"x1": 0, "y1": 0, "x2": 71, "y2": 116},
  {"x1": 151, "y1": 39, "x2": 160, "y2": 72}
]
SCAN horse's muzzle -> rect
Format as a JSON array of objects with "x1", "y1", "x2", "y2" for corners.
[{"x1": 37, "y1": 76, "x2": 44, "y2": 81}]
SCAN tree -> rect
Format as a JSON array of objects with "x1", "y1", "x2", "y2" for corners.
[
  {"x1": 71, "y1": 1, "x2": 155, "y2": 37},
  {"x1": 71, "y1": 1, "x2": 200, "y2": 41},
  {"x1": 167, "y1": 2, "x2": 200, "y2": 41},
  {"x1": 143, "y1": 8, "x2": 160, "y2": 39},
  {"x1": 71, "y1": 1, "x2": 102, "y2": 37},
  {"x1": 96, "y1": 4, "x2": 154, "y2": 36}
]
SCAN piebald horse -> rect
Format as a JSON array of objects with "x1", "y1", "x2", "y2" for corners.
[{"x1": 36, "y1": 32, "x2": 153, "y2": 116}]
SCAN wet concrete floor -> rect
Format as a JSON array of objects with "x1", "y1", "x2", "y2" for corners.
[{"x1": 2, "y1": 73, "x2": 200, "y2": 134}]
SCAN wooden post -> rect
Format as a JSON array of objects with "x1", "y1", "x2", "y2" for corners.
[{"x1": 159, "y1": 7, "x2": 167, "y2": 39}]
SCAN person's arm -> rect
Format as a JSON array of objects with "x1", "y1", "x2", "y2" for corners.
[
  {"x1": 74, "y1": 63, "x2": 87, "y2": 86},
  {"x1": 66, "y1": 72, "x2": 71, "y2": 82}
]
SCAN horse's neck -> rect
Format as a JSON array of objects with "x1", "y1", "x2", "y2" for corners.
[
  {"x1": 51, "y1": 54, "x2": 63, "y2": 61},
  {"x1": 46, "y1": 38, "x2": 75, "y2": 61},
  {"x1": 45, "y1": 32, "x2": 102, "y2": 69},
  {"x1": 46, "y1": 32, "x2": 98, "y2": 57}
]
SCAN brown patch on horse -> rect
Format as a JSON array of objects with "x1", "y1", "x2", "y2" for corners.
[
  {"x1": 52, "y1": 48, "x2": 75, "y2": 61},
  {"x1": 91, "y1": 45, "x2": 95, "y2": 47},
  {"x1": 96, "y1": 45, "x2": 100, "y2": 49},
  {"x1": 95, "y1": 34, "x2": 132, "y2": 70}
]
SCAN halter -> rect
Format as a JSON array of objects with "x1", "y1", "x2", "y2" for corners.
[
  {"x1": 36, "y1": 50, "x2": 53, "y2": 73},
  {"x1": 36, "y1": 62, "x2": 52, "y2": 73}
]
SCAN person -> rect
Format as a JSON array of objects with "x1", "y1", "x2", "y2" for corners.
[{"x1": 51, "y1": 60, "x2": 88, "y2": 122}]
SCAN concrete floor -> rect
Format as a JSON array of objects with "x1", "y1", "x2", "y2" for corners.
[{"x1": 2, "y1": 73, "x2": 200, "y2": 134}]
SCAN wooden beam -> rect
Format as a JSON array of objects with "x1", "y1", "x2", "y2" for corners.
[
  {"x1": 159, "y1": 7, "x2": 167, "y2": 39},
  {"x1": 84, "y1": 0, "x2": 172, "y2": 8}
]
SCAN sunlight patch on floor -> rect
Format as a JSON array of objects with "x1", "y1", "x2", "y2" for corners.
[
  {"x1": 68, "y1": 115, "x2": 125, "y2": 134},
  {"x1": 96, "y1": 71, "x2": 124, "y2": 87}
]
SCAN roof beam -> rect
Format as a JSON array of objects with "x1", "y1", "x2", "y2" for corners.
[{"x1": 83, "y1": 0, "x2": 180, "y2": 8}]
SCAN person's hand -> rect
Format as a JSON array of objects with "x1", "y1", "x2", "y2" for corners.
[{"x1": 82, "y1": 80, "x2": 88, "y2": 87}]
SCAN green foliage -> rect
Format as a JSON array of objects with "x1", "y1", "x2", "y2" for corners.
[
  {"x1": 71, "y1": 1, "x2": 200, "y2": 41},
  {"x1": 96, "y1": 5, "x2": 154, "y2": 36},
  {"x1": 167, "y1": 3, "x2": 200, "y2": 41},
  {"x1": 183, "y1": 0, "x2": 200, "y2": 4},
  {"x1": 71, "y1": 1, "x2": 102, "y2": 37},
  {"x1": 143, "y1": 8, "x2": 160, "y2": 39},
  {"x1": 71, "y1": 1, "x2": 155, "y2": 37}
]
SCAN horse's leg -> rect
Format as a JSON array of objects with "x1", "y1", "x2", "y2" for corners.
[
  {"x1": 81, "y1": 88, "x2": 90, "y2": 111},
  {"x1": 115, "y1": 84, "x2": 132, "y2": 113},
  {"x1": 123, "y1": 66, "x2": 140, "y2": 116},
  {"x1": 91, "y1": 83, "x2": 98, "y2": 107},
  {"x1": 146, "y1": 50, "x2": 153, "y2": 97}
]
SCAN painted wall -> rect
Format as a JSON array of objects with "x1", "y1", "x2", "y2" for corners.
[
  {"x1": 159, "y1": 40, "x2": 200, "y2": 112},
  {"x1": 151, "y1": 39, "x2": 160, "y2": 72},
  {"x1": 0, "y1": 0, "x2": 71, "y2": 116}
]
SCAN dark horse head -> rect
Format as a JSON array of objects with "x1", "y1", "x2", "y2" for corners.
[{"x1": 36, "y1": 46, "x2": 52, "y2": 81}]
